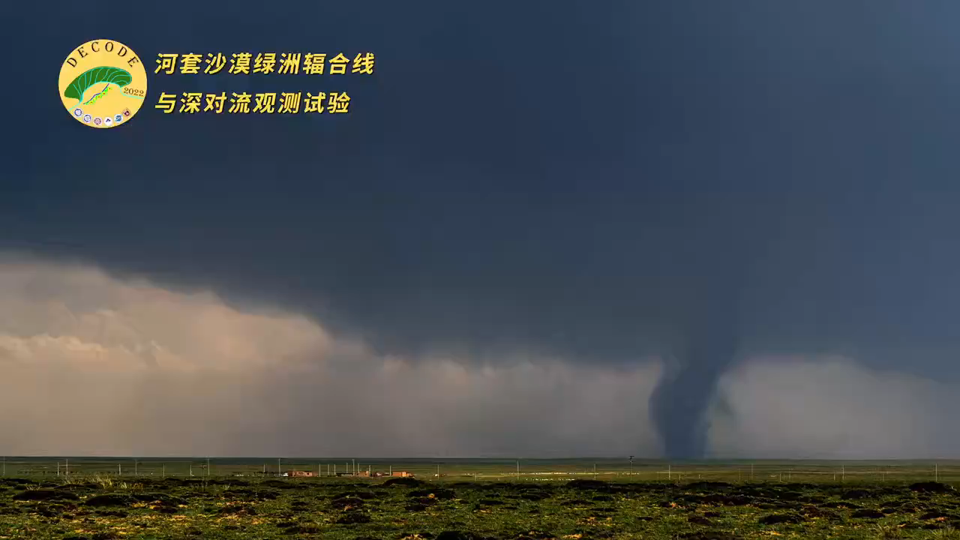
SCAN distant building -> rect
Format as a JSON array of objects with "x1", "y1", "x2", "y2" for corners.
[
  {"x1": 334, "y1": 470, "x2": 392, "y2": 478},
  {"x1": 288, "y1": 470, "x2": 315, "y2": 477},
  {"x1": 391, "y1": 471, "x2": 414, "y2": 477}
]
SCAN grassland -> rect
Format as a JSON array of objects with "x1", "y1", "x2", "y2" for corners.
[{"x1": 0, "y1": 460, "x2": 958, "y2": 539}]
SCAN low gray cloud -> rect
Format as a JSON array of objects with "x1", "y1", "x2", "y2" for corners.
[
  {"x1": 709, "y1": 357, "x2": 960, "y2": 460},
  {"x1": 1, "y1": 255, "x2": 957, "y2": 458},
  {"x1": 0, "y1": 256, "x2": 663, "y2": 457}
]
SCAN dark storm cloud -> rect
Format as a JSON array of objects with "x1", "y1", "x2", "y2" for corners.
[{"x1": 5, "y1": 1, "x2": 960, "y2": 456}]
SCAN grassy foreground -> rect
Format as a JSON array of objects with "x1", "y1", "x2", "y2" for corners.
[{"x1": 1, "y1": 475, "x2": 959, "y2": 540}]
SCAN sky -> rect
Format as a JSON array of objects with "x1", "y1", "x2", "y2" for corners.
[{"x1": 3, "y1": 1, "x2": 960, "y2": 458}]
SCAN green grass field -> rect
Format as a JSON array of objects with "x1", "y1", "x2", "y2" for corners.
[{"x1": 1, "y1": 459, "x2": 958, "y2": 539}]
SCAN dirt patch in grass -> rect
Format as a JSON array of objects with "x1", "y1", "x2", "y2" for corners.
[
  {"x1": 850, "y1": 509, "x2": 885, "y2": 519},
  {"x1": 383, "y1": 477, "x2": 425, "y2": 487},
  {"x1": 679, "y1": 533, "x2": 742, "y2": 540},
  {"x1": 13, "y1": 489, "x2": 79, "y2": 502},
  {"x1": 337, "y1": 511, "x2": 372, "y2": 524},
  {"x1": 919, "y1": 510, "x2": 959, "y2": 520},
  {"x1": 909, "y1": 482, "x2": 955, "y2": 494},
  {"x1": 686, "y1": 482, "x2": 734, "y2": 491},
  {"x1": 518, "y1": 491, "x2": 550, "y2": 501},
  {"x1": 758, "y1": 513, "x2": 805, "y2": 525},
  {"x1": 343, "y1": 490, "x2": 381, "y2": 500},
  {"x1": 818, "y1": 500, "x2": 861, "y2": 509},
  {"x1": 332, "y1": 496, "x2": 366, "y2": 510},
  {"x1": 800, "y1": 505, "x2": 839, "y2": 520},
  {"x1": 841, "y1": 489, "x2": 873, "y2": 499},
  {"x1": 257, "y1": 479, "x2": 298, "y2": 489},
  {"x1": 232, "y1": 487, "x2": 280, "y2": 500},
  {"x1": 217, "y1": 504, "x2": 256, "y2": 516},
  {"x1": 93, "y1": 509, "x2": 128, "y2": 518},
  {"x1": 409, "y1": 488, "x2": 456, "y2": 500},
  {"x1": 83, "y1": 494, "x2": 135, "y2": 507},
  {"x1": 688, "y1": 515, "x2": 714, "y2": 526},
  {"x1": 566, "y1": 480, "x2": 608, "y2": 490},
  {"x1": 132, "y1": 493, "x2": 186, "y2": 506},
  {"x1": 280, "y1": 522, "x2": 321, "y2": 534}
]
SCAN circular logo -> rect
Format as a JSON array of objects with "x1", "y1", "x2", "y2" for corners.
[{"x1": 58, "y1": 39, "x2": 147, "y2": 129}]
